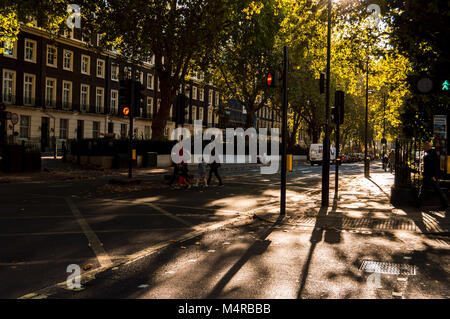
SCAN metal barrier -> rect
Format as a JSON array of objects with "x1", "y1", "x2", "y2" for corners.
[{"x1": 394, "y1": 139, "x2": 423, "y2": 190}]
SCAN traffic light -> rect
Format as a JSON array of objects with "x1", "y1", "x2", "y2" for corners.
[
  {"x1": 175, "y1": 94, "x2": 188, "y2": 125},
  {"x1": 0, "y1": 102, "x2": 6, "y2": 119},
  {"x1": 332, "y1": 90, "x2": 344, "y2": 125},
  {"x1": 119, "y1": 79, "x2": 132, "y2": 117},
  {"x1": 319, "y1": 72, "x2": 326, "y2": 94},
  {"x1": 133, "y1": 81, "x2": 146, "y2": 117},
  {"x1": 266, "y1": 71, "x2": 279, "y2": 88}
]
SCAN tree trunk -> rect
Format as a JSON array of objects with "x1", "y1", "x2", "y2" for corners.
[
  {"x1": 312, "y1": 127, "x2": 319, "y2": 144},
  {"x1": 151, "y1": 73, "x2": 175, "y2": 141},
  {"x1": 245, "y1": 108, "x2": 255, "y2": 129}
]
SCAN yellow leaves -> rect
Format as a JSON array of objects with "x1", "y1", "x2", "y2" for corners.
[{"x1": 243, "y1": 1, "x2": 265, "y2": 19}]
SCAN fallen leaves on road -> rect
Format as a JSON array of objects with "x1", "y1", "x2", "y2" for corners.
[{"x1": 83, "y1": 263, "x2": 93, "y2": 270}]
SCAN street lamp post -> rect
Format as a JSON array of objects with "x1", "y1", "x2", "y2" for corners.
[
  {"x1": 321, "y1": 0, "x2": 332, "y2": 207},
  {"x1": 364, "y1": 59, "x2": 370, "y2": 178}
]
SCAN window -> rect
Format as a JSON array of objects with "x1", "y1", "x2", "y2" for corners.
[
  {"x1": 144, "y1": 126, "x2": 151, "y2": 139},
  {"x1": 108, "y1": 122, "x2": 114, "y2": 134},
  {"x1": 147, "y1": 74, "x2": 154, "y2": 89},
  {"x1": 185, "y1": 86, "x2": 190, "y2": 98},
  {"x1": 2, "y1": 38, "x2": 17, "y2": 58},
  {"x1": 63, "y1": 28, "x2": 74, "y2": 39},
  {"x1": 157, "y1": 78, "x2": 160, "y2": 92},
  {"x1": 2, "y1": 70, "x2": 16, "y2": 104},
  {"x1": 120, "y1": 124, "x2": 127, "y2": 139},
  {"x1": 92, "y1": 121, "x2": 100, "y2": 139},
  {"x1": 62, "y1": 81, "x2": 72, "y2": 109},
  {"x1": 199, "y1": 88, "x2": 204, "y2": 101},
  {"x1": 60, "y1": 119, "x2": 68, "y2": 139},
  {"x1": 96, "y1": 59, "x2": 105, "y2": 78},
  {"x1": 209, "y1": 91, "x2": 213, "y2": 106},
  {"x1": 80, "y1": 84, "x2": 89, "y2": 112},
  {"x1": 97, "y1": 34, "x2": 104, "y2": 46},
  {"x1": 192, "y1": 106, "x2": 197, "y2": 120},
  {"x1": 46, "y1": 45, "x2": 57, "y2": 67},
  {"x1": 147, "y1": 97, "x2": 153, "y2": 116},
  {"x1": 157, "y1": 99, "x2": 161, "y2": 113},
  {"x1": 23, "y1": 73, "x2": 35, "y2": 106},
  {"x1": 81, "y1": 55, "x2": 90, "y2": 75},
  {"x1": 110, "y1": 90, "x2": 118, "y2": 114},
  {"x1": 63, "y1": 50, "x2": 73, "y2": 71},
  {"x1": 124, "y1": 66, "x2": 132, "y2": 79},
  {"x1": 45, "y1": 78, "x2": 57, "y2": 107},
  {"x1": 192, "y1": 87, "x2": 197, "y2": 100},
  {"x1": 215, "y1": 92, "x2": 219, "y2": 106},
  {"x1": 139, "y1": 71, "x2": 144, "y2": 84},
  {"x1": 198, "y1": 107, "x2": 203, "y2": 122},
  {"x1": 208, "y1": 109, "x2": 213, "y2": 124},
  {"x1": 96, "y1": 87, "x2": 104, "y2": 113},
  {"x1": 20, "y1": 115, "x2": 31, "y2": 138},
  {"x1": 24, "y1": 39, "x2": 36, "y2": 63},
  {"x1": 111, "y1": 63, "x2": 119, "y2": 81}
]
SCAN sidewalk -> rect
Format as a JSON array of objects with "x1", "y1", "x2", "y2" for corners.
[{"x1": 254, "y1": 167, "x2": 450, "y2": 235}]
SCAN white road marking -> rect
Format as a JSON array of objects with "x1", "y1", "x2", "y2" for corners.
[
  {"x1": 143, "y1": 201, "x2": 193, "y2": 227},
  {"x1": 65, "y1": 197, "x2": 112, "y2": 268}
]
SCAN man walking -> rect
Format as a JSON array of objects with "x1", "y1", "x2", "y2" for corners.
[{"x1": 418, "y1": 142, "x2": 448, "y2": 210}]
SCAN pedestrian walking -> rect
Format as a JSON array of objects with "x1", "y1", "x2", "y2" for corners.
[
  {"x1": 388, "y1": 149, "x2": 395, "y2": 173},
  {"x1": 194, "y1": 160, "x2": 208, "y2": 188},
  {"x1": 382, "y1": 153, "x2": 389, "y2": 172},
  {"x1": 177, "y1": 162, "x2": 191, "y2": 189},
  {"x1": 417, "y1": 142, "x2": 448, "y2": 210}
]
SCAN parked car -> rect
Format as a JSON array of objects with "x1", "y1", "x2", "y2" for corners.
[{"x1": 309, "y1": 144, "x2": 336, "y2": 166}]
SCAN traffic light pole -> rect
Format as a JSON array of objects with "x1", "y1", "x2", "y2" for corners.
[
  {"x1": 129, "y1": 80, "x2": 135, "y2": 178},
  {"x1": 321, "y1": 0, "x2": 332, "y2": 208},
  {"x1": 364, "y1": 60, "x2": 370, "y2": 178},
  {"x1": 335, "y1": 107, "x2": 340, "y2": 198},
  {"x1": 280, "y1": 46, "x2": 288, "y2": 217}
]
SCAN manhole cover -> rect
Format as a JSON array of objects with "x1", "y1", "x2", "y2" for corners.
[{"x1": 359, "y1": 260, "x2": 416, "y2": 275}]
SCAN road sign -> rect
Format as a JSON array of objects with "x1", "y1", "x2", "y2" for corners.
[
  {"x1": 434, "y1": 115, "x2": 447, "y2": 139},
  {"x1": 123, "y1": 107, "x2": 130, "y2": 116},
  {"x1": 10, "y1": 113, "x2": 18, "y2": 125}
]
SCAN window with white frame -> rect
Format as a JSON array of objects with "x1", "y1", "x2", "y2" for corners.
[
  {"x1": 2, "y1": 38, "x2": 17, "y2": 58},
  {"x1": 20, "y1": 115, "x2": 31, "y2": 138},
  {"x1": 147, "y1": 97, "x2": 153, "y2": 116},
  {"x1": 185, "y1": 86, "x2": 190, "y2": 98},
  {"x1": 192, "y1": 106, "x2": 197, "y2": 120},
  {"x1": 199, "y1": 88, "x2": 204, "y2": 101},
  {"x1": 80, "y1": 84, "x2": 89, "y2": 112},
  {"x1": 45, "y1": 78, "x2": 57, "y2": 107},
  {"x1": 62, "y1": 81, "x2": 72, "y2": 109},
  {"x1": 46, "y1": 45, "x2": 57, "y2": 67},
  {"x1": 63, "y1": 28, "x2": 74, "y2": 39},
  {"x1": 147, "y1": 74, "x2": 154, "y2": 89},
  {"x1": 208, "y1": 109, "x2": 213, "y2": 124},
  {"x1": 111, "y1": 63, "x2": 119, "y2": 81},
  {"x1": 139, "y1": 71, "x2": 144, "y2": 84},
  {"x1": 92, "y1": 121, "x2": 100, "y2": 139},
  {"x1": 96, "y1": 87, "x2": 104, "y2": 113},
  {"x1": 144, "y1": 126, "x2": 151, "y2": 139},
  {"x1": 24, "y1": 39, "x2": 36, "y2": 62},
  {"x1": 192, "y1": 86, "x2": 197, "y2": 100},
  {"x1": 198, "y1": 107, "x2": 203, "y2": 122},
  {"x1": 209, "y1": 91, "x2": 213, "y2": 106},
  {"x1": 81, "y1": 55, "x2": 90, "y2": 75},
  {"x1": 120, "y1": 124, "x2": 127, "y2": 138},
  {"x1": 157, "y1": 78, "x2": 160, "y2": 92},
  {"x1": 110, "y1": 90, "x2": 118, "y2": 114},
  {"x1": 60, "y1": 119, "x2": 68, "y2": 139},
  {"x1": 23, "y1": 73, "x2": 35, "y2": 106},
  {"x1": 96, "y1": 34, "x2": 104, "y2": 46},
  {"x1": 63, "y1": 50, "x2": 73, "y2": 71},
  {"x1": 2, "y1": 70, "x2": 15, "y2": 104},
  {"x1": 215, "y1": 92, "x2": 219, "y2": 106},
  {"x1": 96, "y1": 59, "x2": 105, "y2": 78},
  {"x1": 124, "y1": 66, "x2": 132, "y2": 79}
]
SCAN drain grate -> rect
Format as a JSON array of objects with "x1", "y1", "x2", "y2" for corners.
[{"x1": 359, "y1": 260, "x2": 417, "y2": 275}]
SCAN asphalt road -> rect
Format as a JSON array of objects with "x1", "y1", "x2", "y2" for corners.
[{"x1": 0, "y1": 162, "x2": 448, "y2": 299}]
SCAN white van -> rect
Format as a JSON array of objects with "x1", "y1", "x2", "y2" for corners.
[{"x1": 309, "y1": 144, "x2": 336, "y2": 166}]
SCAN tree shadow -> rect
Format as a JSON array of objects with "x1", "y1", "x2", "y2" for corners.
[{"x1": 205, "y1": 214, "x2": 285, "y2": 298}]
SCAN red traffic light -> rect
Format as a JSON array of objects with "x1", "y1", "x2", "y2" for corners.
[
  {"x1": 267, "y1": 73, "x2": 273, "y2": 86},
  {"x1": 123, "y1": 107, "x2": 130, "y2": 116},
  {"x1": 0, "y1": 103, "x2": 5, "y2": 111}
]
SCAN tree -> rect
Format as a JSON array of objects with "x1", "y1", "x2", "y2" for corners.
[
  {"x1": 84, "y1": 0, "x2": 236, "y2": 140},
  {"x1": 212, "y1": 0, "x2": 284, "y2": 128}
]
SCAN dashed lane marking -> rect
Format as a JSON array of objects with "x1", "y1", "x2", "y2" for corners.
[{"x1": 65, "y1": 197, "x2": 112, "y2": 268}]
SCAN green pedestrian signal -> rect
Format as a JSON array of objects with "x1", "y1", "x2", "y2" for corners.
[{"x1": 442, "y1": 80, "x2": 449, "y2": 91}]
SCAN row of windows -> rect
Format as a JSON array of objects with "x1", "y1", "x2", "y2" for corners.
[{"x1": 2, "y1": 39, "x2": 220, "y2": 104}]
